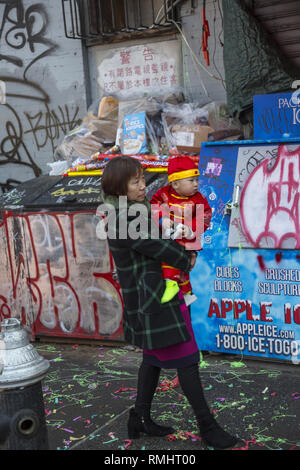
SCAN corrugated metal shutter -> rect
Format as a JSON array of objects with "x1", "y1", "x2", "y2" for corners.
[{"x1": 245, "y1": 0, "x2": 300, "y2": 69}]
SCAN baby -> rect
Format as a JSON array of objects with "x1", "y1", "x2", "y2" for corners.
[{"x1": 151, "y1": 156, "x2": 212, "y2": 306}]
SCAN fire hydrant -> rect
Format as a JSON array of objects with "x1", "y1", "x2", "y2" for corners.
[{"x1": 0, "y1": 318, "x2": 50, "y2": 450}]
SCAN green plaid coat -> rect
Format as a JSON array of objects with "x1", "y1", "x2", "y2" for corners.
[{"x1": 102, "y1": 194, "x2": 192, "y2": 350}]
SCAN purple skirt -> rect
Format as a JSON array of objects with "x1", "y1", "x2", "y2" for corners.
[{"x1": 143, "y1": 291, "x2": 200, "y2": 369}]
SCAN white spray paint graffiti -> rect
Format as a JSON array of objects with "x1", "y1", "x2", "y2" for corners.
[
  {"x1": 0, "y1": 210, "x2": 123, "y2": 340},
  {"x1": 240, "y1": 145, "x2": 300, "y2": 249}
]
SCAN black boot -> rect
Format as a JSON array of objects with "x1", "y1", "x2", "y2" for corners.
[
  {"x1": 177, "y1": 364, "x2": 238, "y2": 449},
  {"x1": 127, "y1": 408, "x2": 174, "y2": 439},
  {"x1": 198, "y1": 414, "x2": 238, "y2": 449},
  {"x1": 129, "y1": 362, "x2": 175, "y2": 439}
]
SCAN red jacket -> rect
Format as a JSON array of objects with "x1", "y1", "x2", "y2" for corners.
[{"x1": 151, "y1": 185, "x2": 212, "y2": 251}]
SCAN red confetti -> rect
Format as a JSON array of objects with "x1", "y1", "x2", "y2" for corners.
[
  {"x1": 232, "y1": 436, "x2": 264, "y2": 450},
  {"x1": 124, "y1": 439, "x2": 132, "y2": 450},
  {"x1": 114, "y1": 385, "x2": 136, "y2": 394}
]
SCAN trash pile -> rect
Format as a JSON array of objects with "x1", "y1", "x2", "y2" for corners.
[{"x1": 49, "y1": 94, "x2": 243, "y2": 177}]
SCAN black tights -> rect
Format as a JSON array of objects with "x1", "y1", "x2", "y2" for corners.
[{"x1": 134, "y1": 361, "x2": 211, "y2": 421}]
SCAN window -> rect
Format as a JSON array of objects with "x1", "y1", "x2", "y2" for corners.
[{"x1": 62, "y1": 0, "x2": 188, "y2": 44}]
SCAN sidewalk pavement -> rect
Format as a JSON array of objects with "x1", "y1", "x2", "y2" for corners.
[{"x1": 37, "y1": 341, "x2": 300, "y2": 451}]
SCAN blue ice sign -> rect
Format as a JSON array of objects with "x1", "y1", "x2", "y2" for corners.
[
  {"x1": 253, "y1": 91, "x2": 300, "y2": 140},
  {"x1": 190, "y1": 140, "x2": 300, "y2": 363}
]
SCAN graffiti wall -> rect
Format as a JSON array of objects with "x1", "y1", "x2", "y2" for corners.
[
  {"x1": 0, "y1": 0, "x2": 87, "y2": 192},
  {"x1": 0, "y1": 207, "x2": 123, "y2": 340},
  {"x1": 191, "y1": 141, "x2": 300, "y2": 362},
  {"x1": 0, "y1": 172, "x2": 168, "y2": 340}
]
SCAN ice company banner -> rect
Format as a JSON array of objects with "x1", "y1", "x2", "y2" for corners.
[
  {"x1": 253, "y1": 91, "x2": 300, "y2": 140},
  {"x1": 190, "y1": 140, "x2": 300, "y2": 362}
]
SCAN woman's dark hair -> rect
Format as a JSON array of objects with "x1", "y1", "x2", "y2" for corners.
[{"x1": 101, "y1": 156, "x2": 143, "y2": 196}]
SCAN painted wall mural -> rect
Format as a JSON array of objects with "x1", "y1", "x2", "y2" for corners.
[
  {"x1": 0, "y1": 0, "x2": 87, "y2": 192},
  {"x1": 191, "y1": 141, "x2": 300, "y2": 363},
  {"x1": 240, "y1": 145, "x2": 300, "y2": 250},
  {"x1": 0, "y1": 209, "x2": 123, "y2": 340},
  {"x1": 0, "y1": 0, "x2": 57, "y2": 79},
  {"x1": 0, "y1": 77, "x2": 81, "y2": 192}
]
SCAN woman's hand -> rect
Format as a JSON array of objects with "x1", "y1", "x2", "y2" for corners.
[{"x1": 189, "y1": 251, "x2": 198, "y2": 271}]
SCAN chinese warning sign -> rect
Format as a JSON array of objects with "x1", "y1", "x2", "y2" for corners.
[{"x1": 97, "y1": 43, "x2": 181, "y2": 98}]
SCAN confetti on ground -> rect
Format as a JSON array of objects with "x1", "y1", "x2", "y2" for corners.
[{"x1": 38, "y1": 344, "x2": 300, "y2": 451}]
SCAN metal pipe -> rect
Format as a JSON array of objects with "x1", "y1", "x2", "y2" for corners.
[
  {"x1": 233, "y1": 185, "x2": 241, "y2": 207},
  {"x1": 69, "y1": 0, "x2": 77, "y2": 38}
]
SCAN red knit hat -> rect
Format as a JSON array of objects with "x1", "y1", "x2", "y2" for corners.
[{"x1": 168, "y1": 156, "x2": 199, "y2": 183}]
